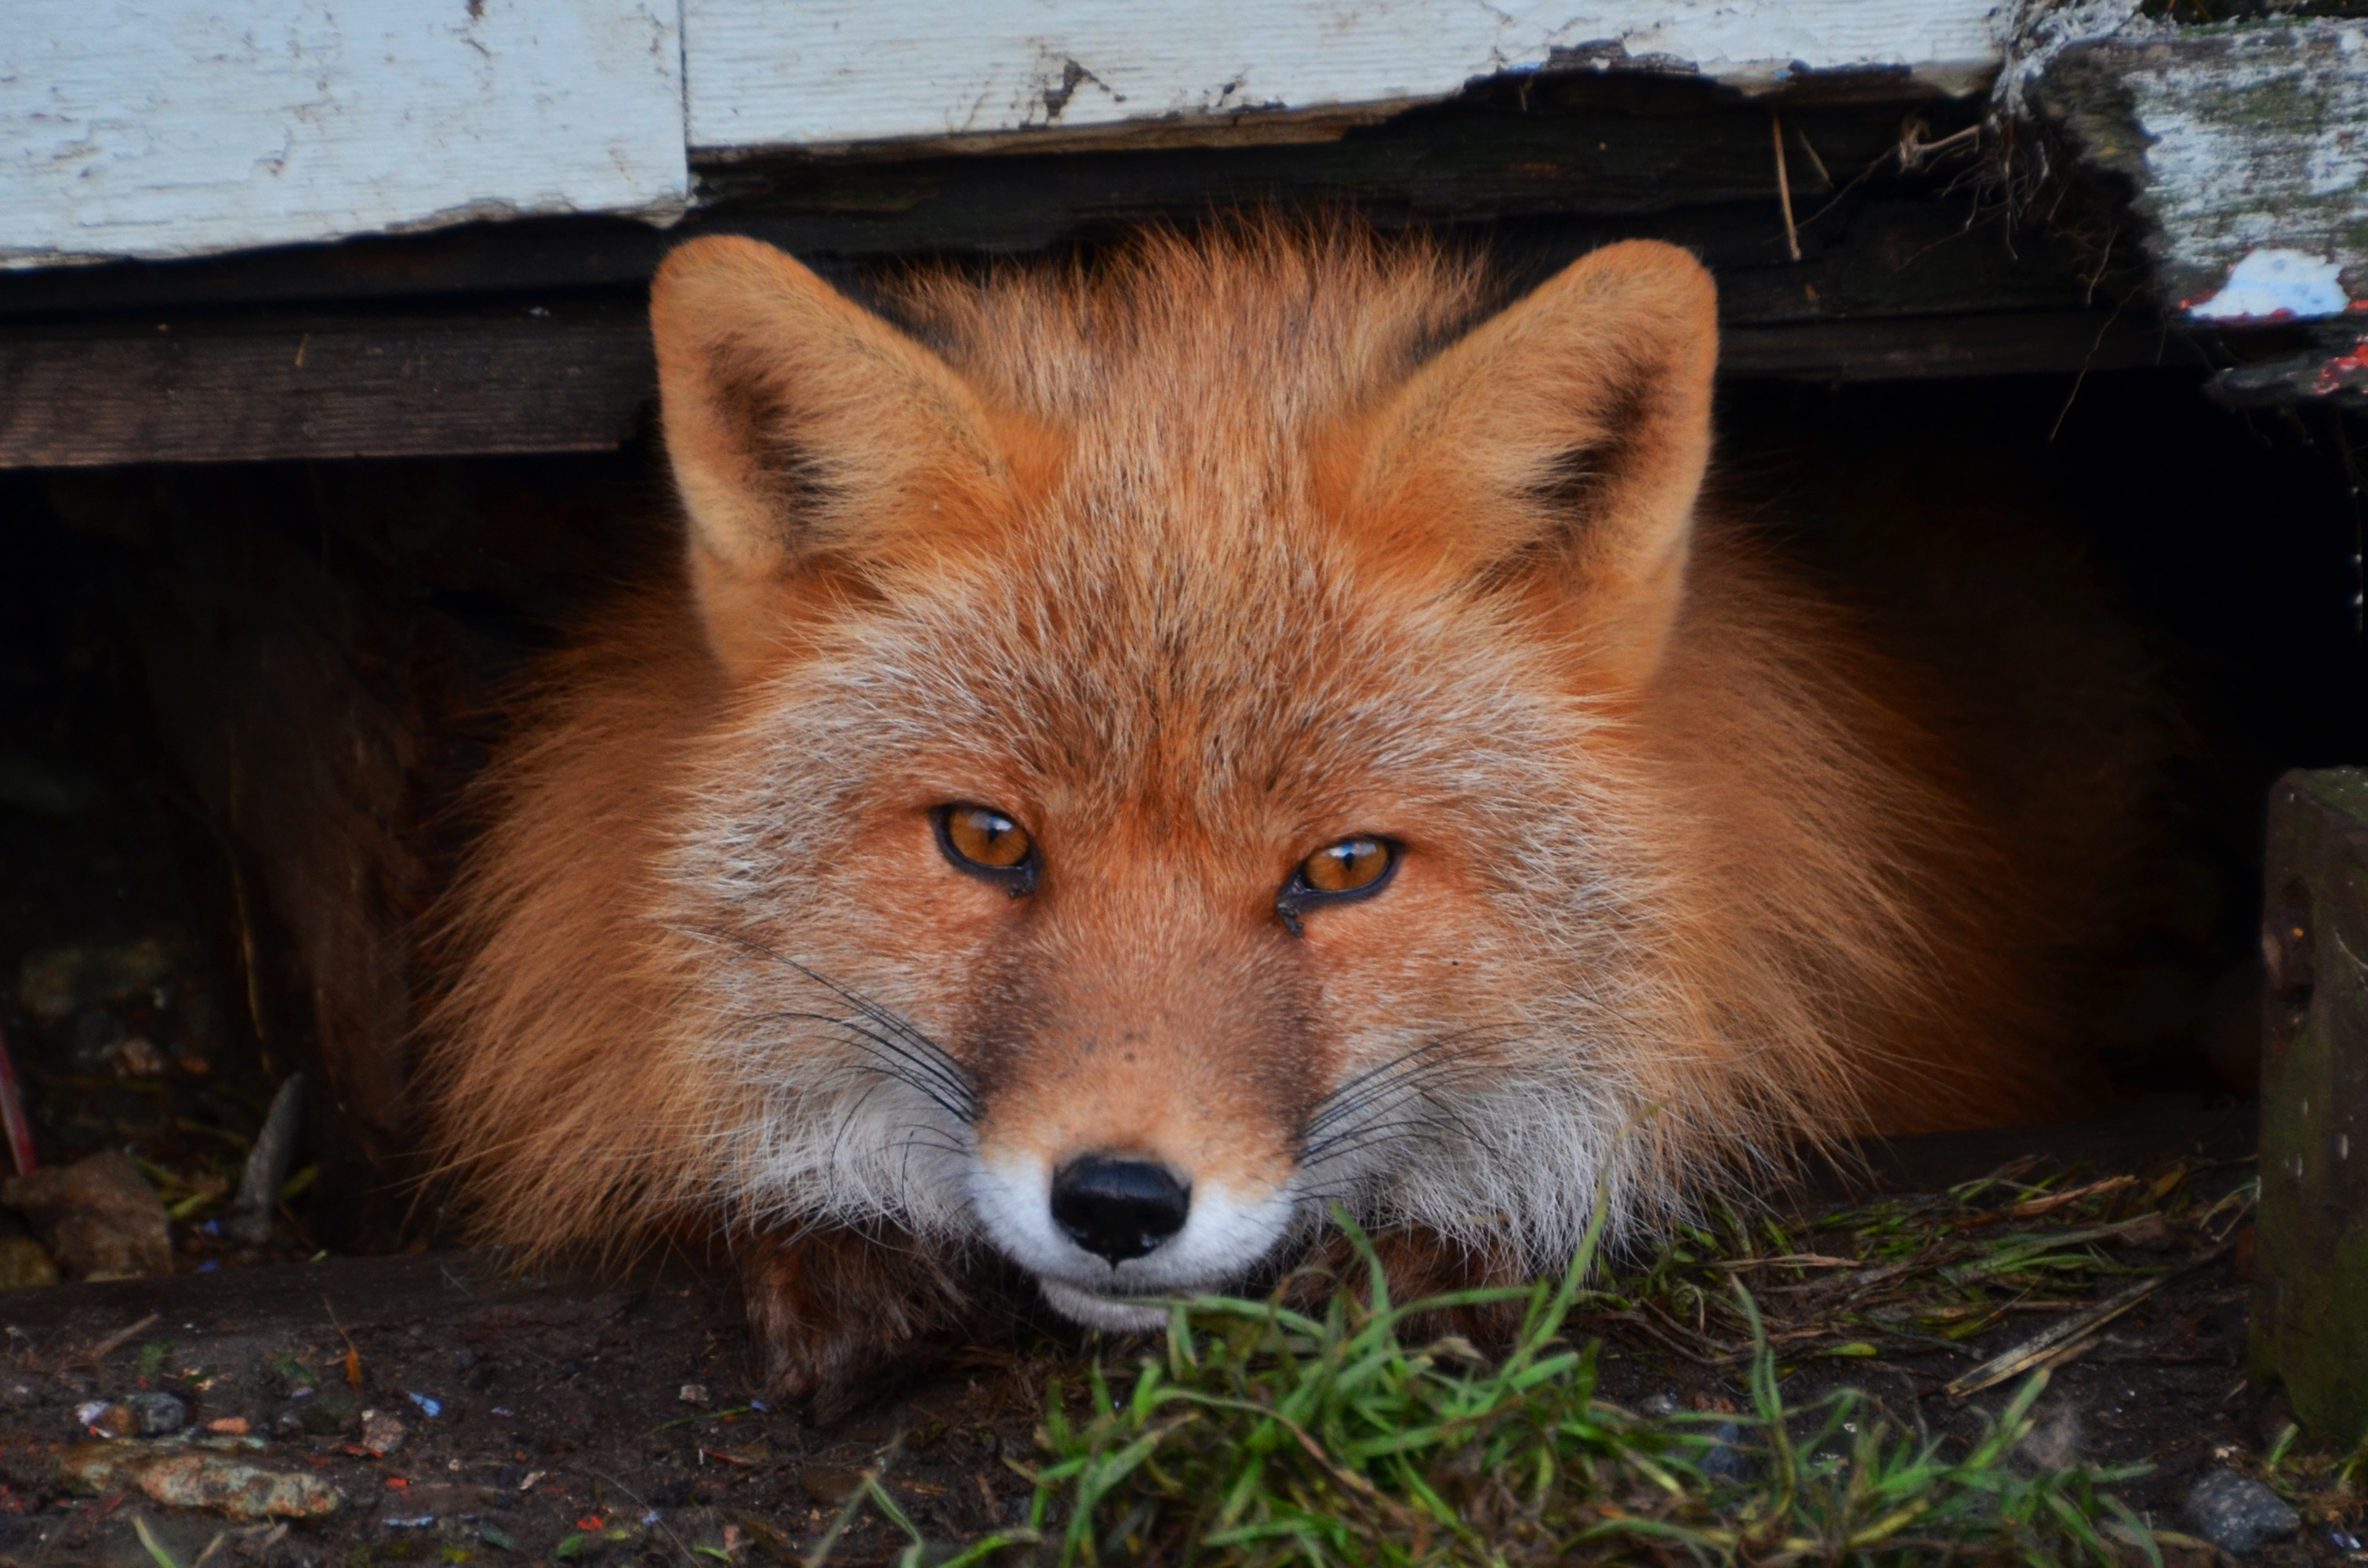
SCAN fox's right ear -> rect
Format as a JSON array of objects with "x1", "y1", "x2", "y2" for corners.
[{"x1": 650, "y1": 237, "x2": 1022, "y2": 680}]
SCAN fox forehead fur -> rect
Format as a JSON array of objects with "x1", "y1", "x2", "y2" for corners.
[{"x1": 427, "y1": 222, "x2": 2104, "y2": 1380}]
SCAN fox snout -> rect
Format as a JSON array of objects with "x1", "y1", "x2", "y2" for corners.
[
  {"x1": 964, "y1": 1012, "x2": 1313, "y2": 1327},
  {"x1": 972, "y1": 1136, "x2": 1301, "y2": 1329},
  {"x1": 1049, "y1": 1156, "x2": 1192, "y2": 1262}
]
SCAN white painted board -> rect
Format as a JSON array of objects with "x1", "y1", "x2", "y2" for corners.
[
  {"x1": 685, "y1": 0, "x2": 2007, "y2": 154},
  {"x1": 2047, "y1": 21, "x2": 2368, "y2": 321},
  {"x1": 1, "y1": 0, "x2": 688, "y2": 268}
]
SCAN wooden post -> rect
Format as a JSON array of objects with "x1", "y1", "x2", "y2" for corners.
[{"x1": 2254, "y1": 768, "x2": 2368, "y2": 1447}]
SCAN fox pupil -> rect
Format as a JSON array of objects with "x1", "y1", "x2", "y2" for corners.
[
  {"x1": 938, "y1": 804, "x2": 1035, "y2": 882},
  {"x1": 1304, "y1": 837, "x2": 1390, "y2": 895}
]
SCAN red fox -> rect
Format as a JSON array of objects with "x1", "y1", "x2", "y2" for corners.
[{"x1": 427, "y1": 223, "x2": 2161, "y2": 1405}]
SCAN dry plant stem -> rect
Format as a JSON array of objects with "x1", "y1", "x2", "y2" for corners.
[
  {"x1": 1945, "y1": 1236, "x2": 2235, "y2": 1397},
  {"x1": 75, "y1": 1313, "x2": 162, "y2": 1371},
  {"x1": 1795, "y1": 129, "x2": 1834, "y2": 189},
  {"x1": 1772, "y1": 111, "x2": 1803, "y2": 261},
  {"x1": 0, "y1": 1022, "x2": 35, "y2": 1176}
]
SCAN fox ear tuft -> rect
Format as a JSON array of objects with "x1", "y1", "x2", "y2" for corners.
[
  {"x1": 650, "y1": 236, "x2": 1015, "y2": 678},
  {"x1": 1347, "y1": 240, "x2": 1720, "y2": 689}
]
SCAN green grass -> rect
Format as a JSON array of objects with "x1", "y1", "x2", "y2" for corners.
[{"x1": 819, "y1": 1176, "x2": 2230, "y2": 1567}]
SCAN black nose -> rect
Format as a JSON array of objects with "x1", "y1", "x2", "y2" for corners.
[{"x1": 1049, "y1": 1157, "x2": 1190, "y2": 1263}]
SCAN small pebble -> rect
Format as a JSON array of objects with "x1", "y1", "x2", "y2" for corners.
[
  {"x1": 206, "y1": 1417, "x2": 250, "y2": 1436},
  {"x1": 0, "y1": 1236, "x2": 58, "y2": 1290},
  {"x1": 1639, "y1": 1392, "x2": 1681, "y2": 1418},
  {"x1": 75, "y1": 1399, "x2": 131, "y2": 1436},
  {"x1": 359, "y1": 1409, "x2": 407, "y2": 1458},
  {"x1": 1698, "y1": 1422, "x2": 1759, "y2": 1486},
  {"x1": 75, "y1": 1396, "x2": 184, "y2": 1438},
  {"x1": 678, "y1": 1384, "x2": 710, "y2": 1406},
  {"x1": 110, "y1": 1036, "x2": 169, "y2": 1077},
  {"x1": 122, "y1": 1389, "x2": 187, "y2": 1436},
  {"x1": 274, "y1": 1384, "x2": 359, "y2": 1437},
  {"x1": 2, "y1": 1152, "x2": 173, "y2": 1279},
  {"x1": 2182, "y1": 1468, "x2": 2300, "y2": 1555}
]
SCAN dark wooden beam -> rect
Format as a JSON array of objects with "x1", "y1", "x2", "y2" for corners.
[
  {"x1": 2254, "y1": 767, "x2": 2368, "y2": 1450},
  {"x1": 1721, "y1": 309, "x2": 2172, "y2": 380},
  {"x1": 0, "y1": 303, "x2": 652, "y2": 468},
  {"x1": 0, "y1": 298, "x2": 2171, "y2": 470},
  {"x1": 0, "y1": 177, "x2": 2166, "y2": 470}
]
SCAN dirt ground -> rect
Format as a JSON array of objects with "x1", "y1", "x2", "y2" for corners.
[{"x1": 0, "y1": 1108, "x2": 2342, "y2": 1568}]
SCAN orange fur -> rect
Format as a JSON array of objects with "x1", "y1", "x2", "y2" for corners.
[{"x1": 423, "y1": 222, "x2": 2146, "y2": 1404}]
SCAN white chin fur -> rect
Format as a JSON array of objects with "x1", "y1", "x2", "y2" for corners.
[
  {"x1": 1036, "y1": 1279, "x2": 1175, "y2": 1332},
  {"x1": 969, "y1": 1156, "x2": 1297, "y2": 1323}
]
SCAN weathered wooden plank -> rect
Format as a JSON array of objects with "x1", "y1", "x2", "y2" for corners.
[
  {"x1": 1720, "y1": 308, "x2": 2168, "y2": 379},
  {"x1": 2253, "y1": 767, "x2": 2368, "y2": 1449},
  {"x1": 0, "y1": 305, "x2": 653, "y2": 467},
  {"x1": 0, "y1": 78, "x2": 1989, "y2": 317},
  {"x1": 0, "y1": 0, "x2": 688, "y2": 268},
  {"x1": 2041, "y1": 21, "x2": 2368, "y2": 325},
  {"x1": 0, "y1": 299, "x2": 2156, "y2": 469},
  {"x1": 683, "y1": 0, "x2": 2003, "y2": 155}
]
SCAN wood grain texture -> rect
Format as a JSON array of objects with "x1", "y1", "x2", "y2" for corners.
[
  {"x1": 1, "y1": 0, "x2": 688, "y2": 267},
  {"x1": 2254, "y1": 767, "x2": 2368, "y2": 1449},
  {"x1": 2043, "y1": 20, "x2": 2368, "y2": 322},
  {"x1": 683, "y1": 0, "x2": 2004, "y2": 153},
  {"x1": 0, "y1": 301, "x2": 2158, "y2": 469},
  {"x1": 0, "y1": 75, "x2": 1993, "y2": 317},
  {"x1": 0, "y1": 304, "x2": 655, "y2": 466}
]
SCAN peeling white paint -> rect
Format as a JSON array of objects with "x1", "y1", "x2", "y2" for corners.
[
  {"x1": 2059, "y1": 24, "x2": 2368, "y2": 324},
  {"x1": 685, "y1": 0, "x2": 2009, "y2": 154},
  {"x1": 1, "y1": 0, "x2": 688, "y2": 268},
  {"x1": 1989, "y1": 0, "x2": 2148, "y2": 123},
  {"x1": 3, "y1": 0, "x2": 2011, "y2": 266},
  {"x1": 2188, "y1": 247, "x2": 2353, "y2": 321}
]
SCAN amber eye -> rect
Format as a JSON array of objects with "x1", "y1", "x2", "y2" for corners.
[
  {"x1": 1302, "y1": 838, "x2": 1393, "y2": 894},
  {"x1": 1277, "y1": 836, "x2": 1399, "y2": 932},
  {"x1": 935, "y1": 803, "x2": 1040, "y2": 893}
]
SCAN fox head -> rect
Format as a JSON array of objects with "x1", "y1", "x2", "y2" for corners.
[{"x1": 627, "y1": 227, "x2": 1733, "y2": 1325}]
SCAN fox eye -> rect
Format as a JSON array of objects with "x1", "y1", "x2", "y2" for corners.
[
  {"x1": 935, "y1": 803, "x2": 1040, "y2": 895},
  {"x1": 1277, "y1": 837, "x2": 1398, "y2": 933}
]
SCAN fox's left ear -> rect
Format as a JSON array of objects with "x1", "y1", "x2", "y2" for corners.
[{"x1": 1343, "y1": 241, "x2": 1718, "y2": 690}]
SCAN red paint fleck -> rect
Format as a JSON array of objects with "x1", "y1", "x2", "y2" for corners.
[
  {"x1": 577, "y1": 1516, "x2": 604, "y2": 1531},
  {"x1": 385, "y1": 1476, "x2": 409, "y2": 1489},
  {"x1": 2314, "y1": 337, "x2": 2368, "y2": 394}
]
